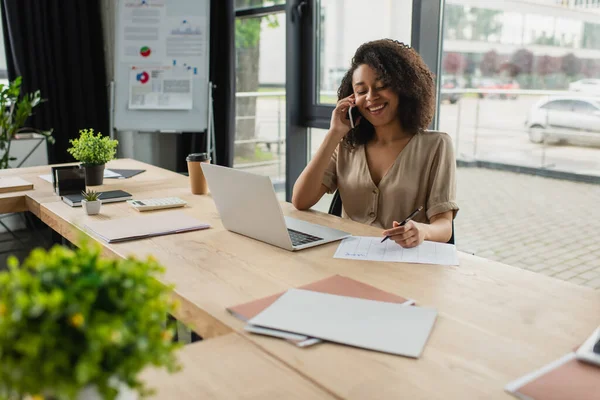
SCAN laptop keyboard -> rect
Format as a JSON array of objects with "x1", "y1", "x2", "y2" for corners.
[{"x1": 288, "y1": 229, "x2": 323, "y2": 247}]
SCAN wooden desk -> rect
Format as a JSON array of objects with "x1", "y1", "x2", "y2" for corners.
[
  {"x1": 140, "y1": 334, "x2": 336, "y2": 400},
  {"x1": 3, "y1": 159, "x2": 600, "y2": 399},
  {"x1": 0, "y1": 159, "x2": 187, "y2": 218}
]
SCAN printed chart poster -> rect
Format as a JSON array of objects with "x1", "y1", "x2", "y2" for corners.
[
  {"x1": 165, "y1": 16, "x2": 207, "y2": 80},
  {"x1": 119, "y1": 0, "x2": 166, "y2": 63},
  {"x1": 128, "y1": 66, "x2": 193, "y2": 110},
  {"x1": 166, "y1": 17, "x2": 206, "y2": 60}
]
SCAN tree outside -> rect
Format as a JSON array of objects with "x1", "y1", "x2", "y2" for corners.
[
  {"x1": 469, "y1": 8, "x2": 502, "y2": 42},
  {"x1": 443, "y1": 53, "x2": 467, "y2": 75},
  {"x1": 509, "y1": 48, "x2": 534, "y2": 87},
  {"x1": 235, "y1": 0, "x2": 284, "y2": 160},
  {"x1": 582, "y1": 59, "x2": 600, "y2": 78},
  {"x1": 536, "y1": 55, "x2": 560, "y2": 77},
  {"x1": 561, "y1": 53, "x2": 583, "y2": 78},
  {"x1": 444, "y1": 5, "x2": 467, "y2": 40},
  {"x1": 480, "y1": 50, "x2": 499, "y2": 77}
]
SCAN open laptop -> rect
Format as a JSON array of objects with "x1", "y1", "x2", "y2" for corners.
[{"x1": 201, "y1": 164, "x2": 350, "y2": 251}]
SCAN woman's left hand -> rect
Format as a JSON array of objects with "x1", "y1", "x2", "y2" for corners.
[{"x1": 382, "y1": 220, "x2": 427, "y2": 248}]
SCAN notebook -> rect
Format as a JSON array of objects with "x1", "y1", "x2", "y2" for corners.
[
  {"x1": 505, "y1": 352, "x2": 600, "y2": 400},
  {"x1": 247, "y1": 289, "x2": 437, "y2": 358},
  {"x1": 84, "y1": 210, "x2": 210, "y2": 243},
  {"x1": 228, "y1": 275, "x2": 415, "y2": 347},
  {"x1": 0, "y1": 177, "x2": 33, "y2": 193},
  {"x1": 62, "y1": 190, "x2": 132, "y2": 207}
]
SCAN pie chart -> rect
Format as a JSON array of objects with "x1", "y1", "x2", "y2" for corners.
[
  {"x1": 140, "y1": 46, "x2": 151, "y2": 57},
  {"x1": 136, "y1": 71, "x2": 150, "y2": 84}
]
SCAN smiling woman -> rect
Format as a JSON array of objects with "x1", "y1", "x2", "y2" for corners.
[{"x1": 292, "y1": 39, "x2": 459, "y2": 248}]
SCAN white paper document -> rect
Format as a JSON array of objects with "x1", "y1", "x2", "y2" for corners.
[
  {"x1": 85, "y1": 211, "x2": 209, "y2": 243},
  {"x1": 244, "y1": 297, "x2": 416, "y2": 348},
  {"x1": 128, "y1": 65, "x2": 193, "y2": 110},
  {"x1": 248, "y1": 289, "x2": 437, "y2": 358},
  {"x1": 334, "y1": 237, "x2": 459, "y2": 266},
  {"x1": 118, "y1": 0, "x2": 166, "y2": 64}
]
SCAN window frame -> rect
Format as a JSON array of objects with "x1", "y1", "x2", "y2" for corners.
[
  {"x1": 235, "y1": 4, "x2": 286, "y2": 18},
  {"x1": 571, "y1": 100, "x2": 599, "y2": 114}
]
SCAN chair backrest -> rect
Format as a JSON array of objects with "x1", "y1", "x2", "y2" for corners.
[
  {"x1": 328, "y1": 190, "x2": 343, "y2": 217},
  {"x1": 328, "y1": 190, "x2": 455, "y2": 245},
  {"x1": 448, "y1": 219, "x2": 455, "y2": 245}
]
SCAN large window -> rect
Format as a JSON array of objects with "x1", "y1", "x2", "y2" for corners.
[
  {"x1": 440, "y1": 0, "x2": 600, "y2": 172},
  {"x1": 0, "y1": 15, "x2": 8, "y2": 86},
  {"x1": 314, "y1": 0, "x2": 413, "y2": 104},
  {"x1": 234, "y1": 2, "x2": 286, "y2": 195},
  {"x1": 439, "y1": 0, "x2": 600, "y2": 288}
]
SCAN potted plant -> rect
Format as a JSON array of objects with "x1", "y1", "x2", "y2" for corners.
[
  {"x1": 0, "y1": 76, "x2": 54, "y2": 169},
  {"x1": 0, "y1": 240, "x2": 182, "y2": 400},
  {"x1": 81, "y1": 189, "x2": 102, "y2": 215},
  {"x1": 67, "y1": 129, "x2": 118, "y2": 186}
]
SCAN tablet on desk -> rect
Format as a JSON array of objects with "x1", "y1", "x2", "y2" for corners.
[
  {"x1": 54, "y1": 167, "x2": 85, "y2": 196},
  {"x1": 62, "y1": 190, "x2": 132, "y2": 207}
]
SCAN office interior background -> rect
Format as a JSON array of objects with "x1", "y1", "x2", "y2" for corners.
[{"x1": 0, "y1": 0, "x2": 599, "y2": 289}]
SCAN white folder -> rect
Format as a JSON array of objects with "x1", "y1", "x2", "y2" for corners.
[{"x1": 247, "y1": 289, "x2": 437, "y2": 358}]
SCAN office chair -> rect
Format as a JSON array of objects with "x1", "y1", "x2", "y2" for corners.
[{"x1": 328, "y1": 190, "x2": 455, "y2": 245}]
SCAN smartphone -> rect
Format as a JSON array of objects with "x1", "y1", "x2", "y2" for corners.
[{"x1": 346, "y1": 106, "x2": 361, "y2": 129}]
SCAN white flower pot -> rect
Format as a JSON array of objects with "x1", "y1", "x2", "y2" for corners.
[
  {"x1": 77, "y1": 381, "x2": 137, "y2": 400},
  {"x1": 82, "y1": 199, "x2": 101, "y2": 215}
]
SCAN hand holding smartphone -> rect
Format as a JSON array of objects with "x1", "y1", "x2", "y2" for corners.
[{"x1": 346, "y1": 106, "x2": 361, "y2": 129}]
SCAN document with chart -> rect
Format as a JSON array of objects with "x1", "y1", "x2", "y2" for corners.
[{"x1": 334, "y1": 237, "x2": 459, "y2": 266}]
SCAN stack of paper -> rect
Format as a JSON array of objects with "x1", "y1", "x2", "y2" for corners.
[
  {"x1": 85, "y1": 211, "x2": 210, "y2": 243},
  {"x1": 334, "y1": 236, "x2": 459, "y2": 266},
  {"x1": 229, "y1": 275, "x2": 437, "y2": 358},
  {"x1": 228, "y1": 275, "x2": 415, "y2": 347}
]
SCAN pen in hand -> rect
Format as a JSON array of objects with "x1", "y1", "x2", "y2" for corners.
[{"x1": 381, "y1": 206, "x2": 424, "y2": 243}]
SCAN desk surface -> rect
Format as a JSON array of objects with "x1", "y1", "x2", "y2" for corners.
[
  {"x1": 4, "y1": 159, "x2": 599, "y2": 399},
  {"x1": 140, "y1": 334, "x2": 336, "y2": 399}
]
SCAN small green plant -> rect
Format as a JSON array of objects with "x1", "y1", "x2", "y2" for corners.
[
  {"x1": 81, "y1": 189, "x2": 102, "y2": 202},
  {"x1": 0, "y1": 240, "x2": 182, "y2": 400},
  {"x1": 0, "y1": 76, "x2": 54, "y2": 169},
  {"x1": 67, "y1": 129, "x2": 118, "y2": 166}
]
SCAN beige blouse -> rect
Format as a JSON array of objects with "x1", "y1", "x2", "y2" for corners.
[{"x1": 322, "y1": 130, "x2": 459, "y2": 229}]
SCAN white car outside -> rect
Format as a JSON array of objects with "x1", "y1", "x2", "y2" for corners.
[
  {"x1": 568, "y1": 79, "x2": 600, "y2": 95},
  {"x1": 525, "y1": 97, "x2": 600, "y2": 146}
]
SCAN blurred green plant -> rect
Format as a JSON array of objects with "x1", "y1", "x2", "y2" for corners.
[{"x1": 0, "y1": 240, "x2": 181, "y2": 400}]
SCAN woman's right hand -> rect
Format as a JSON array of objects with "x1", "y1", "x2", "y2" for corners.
[{"x1": 329, "y1": 95, "x2": 357, "y2": 140}]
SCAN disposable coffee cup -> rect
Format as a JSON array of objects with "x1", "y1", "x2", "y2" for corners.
[{"x1": 186, "y1": 153, "x2": 211, "y2": 194}]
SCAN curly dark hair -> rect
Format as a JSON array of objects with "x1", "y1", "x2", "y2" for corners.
[{"x1": 337, "y1": 39, "x2": 435, "y2": 147}]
